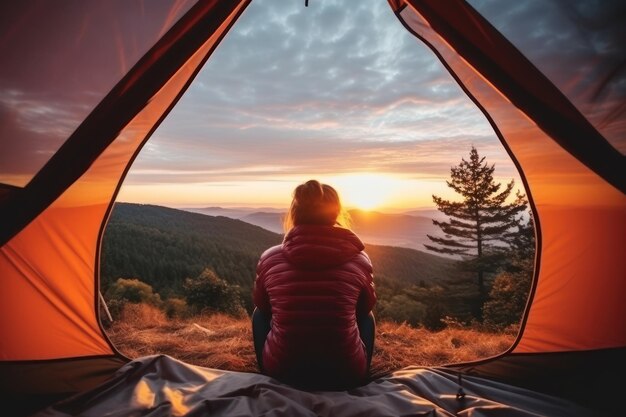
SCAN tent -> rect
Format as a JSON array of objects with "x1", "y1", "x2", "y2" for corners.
[{"x1": 1, "y1": 0, "x2": 624, "y2": 415}]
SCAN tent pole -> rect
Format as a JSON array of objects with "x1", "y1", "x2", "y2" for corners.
[{"x1": 99, "y1": 291, "x2": 114, "y2": 322}]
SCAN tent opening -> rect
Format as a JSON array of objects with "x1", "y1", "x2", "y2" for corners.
[{"x1": 99, "y1": 0, "x2": 534, "y2": 376}]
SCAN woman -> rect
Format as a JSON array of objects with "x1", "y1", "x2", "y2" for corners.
[{"x1": 252, "y1": 179, "x2": 376, "y2": 390}]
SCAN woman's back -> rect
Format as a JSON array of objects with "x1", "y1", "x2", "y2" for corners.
[{"x1": 254, "y1": 224, "x2": 376, "y2": 389}]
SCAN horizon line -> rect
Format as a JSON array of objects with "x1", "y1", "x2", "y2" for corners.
[{"x1": 116, "y1": 201, "x2": 439, "y2": 213}]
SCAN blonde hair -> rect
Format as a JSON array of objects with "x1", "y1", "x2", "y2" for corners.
[{"x1": 283, "y1": 180, "x2": 351, "y2": 232}]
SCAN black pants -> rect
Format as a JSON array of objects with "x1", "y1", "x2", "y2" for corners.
[{"x1": 252, "y1": 308, "x2": 376, "y2": 372}]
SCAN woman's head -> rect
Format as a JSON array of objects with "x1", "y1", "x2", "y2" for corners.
[{"x1": 284, "y1": 180, "x2": 350, "y2": 232}]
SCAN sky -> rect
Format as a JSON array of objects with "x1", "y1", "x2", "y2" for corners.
[
  {"x1": 116, "y1": 0, "x2": 523, "y2": 210},
  {"x1": 2, "y1": 0, "x2": 623, "y2": 211}
]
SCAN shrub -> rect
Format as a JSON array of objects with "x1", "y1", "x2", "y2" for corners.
[
  {"x1": 483, "y1": 270, "x2": 531, "y2": 329},
  {"x1": 164, "y1": 297, "x2": 188, "y2": 318},
  {"x1": 183, "y1": 268, "x2": 246, "y2": 317},
  {"x1": 423, "y1": 302, "x2": 447, "y2": 331},
  {"x1": 105, "y1": 278, "x2": 161, "y2": 318},
  {"x1": 106, "y1": 278, "x2": 161, "y2": 304}
]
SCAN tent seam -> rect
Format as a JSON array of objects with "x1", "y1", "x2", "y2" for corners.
[{"x1": 390, "y1": 2, "x2": 543, "y2": 368}]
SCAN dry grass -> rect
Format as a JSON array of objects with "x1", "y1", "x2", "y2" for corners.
[
  {"x1": 107, "y1": 304, "x2": 258, "y2": 372},
  {"x1": 107, "y1": 304, "x2": 516, "y2": 378},
  {"x1": 370, "y1": 321, "x2": 514, "y2": 378}
]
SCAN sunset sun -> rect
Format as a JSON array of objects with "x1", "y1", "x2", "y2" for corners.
[{"x1": 332, "y1": 174, "x2": 396, "y2": 211}]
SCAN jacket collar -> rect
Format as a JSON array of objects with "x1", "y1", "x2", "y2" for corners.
[{"x1": 282, "y1": 225, "x2": 364, "y2": 269}]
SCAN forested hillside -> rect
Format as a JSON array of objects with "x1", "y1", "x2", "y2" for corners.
[
  {"x1": 364, "y1": 244, "x2": 455, "y2": 285},
  {"x1": 101, "y1": 203, "x2": 458, "y2": 317},
  {"x1": 101, "y1": 203, "x2": 281, "y2": 300}
]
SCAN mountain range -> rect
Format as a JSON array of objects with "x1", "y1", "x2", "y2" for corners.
[
  {"x1": 184, "y1": 206, "x2": 449, "y2": 253},
  {"x1": 101, "y1": 203, "x2": 457, "y2": 309}
]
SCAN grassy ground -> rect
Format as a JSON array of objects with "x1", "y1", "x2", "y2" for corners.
[{"x1": 106, "y1": 304, "x2": 516, "y2": 379}]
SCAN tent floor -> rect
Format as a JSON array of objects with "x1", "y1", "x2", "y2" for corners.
[{"x1": 27, "y1": 354, "x2": 599, "y2": 417}]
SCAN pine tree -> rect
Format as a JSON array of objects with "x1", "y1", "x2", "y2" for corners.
[{"x1": 425, "y1": 147, "x2": 527, "y2": 315}]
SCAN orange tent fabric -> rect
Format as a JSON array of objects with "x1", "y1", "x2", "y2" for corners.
[
  {"x1": 0, "y1": 1, "x2": 251, "y2": 412},
  {"x1": 391, "y1": 0, "x2": 625, "y2": 353},
  {"x1": 389, "y1": 1, "x2": 625, "y2": 408}
]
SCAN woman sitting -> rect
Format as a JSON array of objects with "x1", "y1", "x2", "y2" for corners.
[{"x1": 252, "y1": 179, "x2": 376, "y2": 390}]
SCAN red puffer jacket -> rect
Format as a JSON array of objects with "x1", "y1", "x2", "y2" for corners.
[{"x1": 253, "y1": 224, "x2": 376, "y2": 388}]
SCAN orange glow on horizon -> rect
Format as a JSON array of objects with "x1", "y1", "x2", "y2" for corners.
[{"x1": 116, "y1": 171, "x2": 525, "y2": 211}]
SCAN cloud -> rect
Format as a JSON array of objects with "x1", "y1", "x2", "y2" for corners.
[
  {"x1": 0, "y1": 91, "x2": 85, "y2": 184},
  {"x1": 3, "y1": 0, "x2": 622, "y2": 199},
  {"x1": 125, "y1": 0, "x2": 516, "y2": 196},
  {"x1": 128, "y1": 129, "x2": 517, "y2": 185}
]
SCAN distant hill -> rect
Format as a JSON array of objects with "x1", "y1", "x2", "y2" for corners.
[
  {"x1": 232, "y1": 208, "x2": 446, "y2": 254},
  {"x1": 184, "y1": 206, "x2": 284, "y2": 219},
  {"x1": 365, "y1": 244, "x2": 456, "y2": 285},
  {"x1": 349, "y1": 209, "x2": 440, "y2": 252},
  {"x1": 401, "y1": 208, "x2": 448, "y2": 220},
  {"x1": 241, "y1": 212, "x2": 285, "y2": 233},
  {"x1": 102, "y1": 203, "x2": 457, "y2": 308}
]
